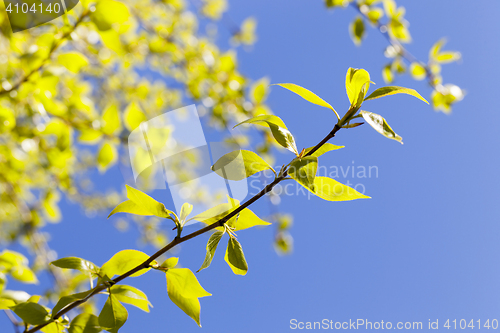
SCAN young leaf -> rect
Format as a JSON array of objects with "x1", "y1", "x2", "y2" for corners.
[
  {"x1": 98, "y1": 295, "x2": 128, "y2": 333},
  {"x1": 0, "y1": 298, "x2": 16, "y2": 310},
  {"x1": 350, "y1": 16, "x2": 365, "y2": 46},
  {"x1": 272, "y1": 83, "x2": 340, "y2": 120},
  {"x1": 97, "y1": 142, "x2": 118, "y2": 173},
  {"x1": 10, "y1": 266, "x2": 38, "y2": 284},
  {"x1": 288, "y1": 156, "x2": 318, "y2": 192},
  {"x1": 197, "y1": 231, "x2": 224, "y2": 272},
  {"x1": 160, "y1": 257, "x2": 179, "y2": 269},
  {"x1": 359, "y1": 110, "x2": 403, "y2": 143},
  {"x1": 123, "y1": 102, "x2": 146, "y2": 131},
  {"x1": 410, "y1": 62, "x2": 426, "y2": 81},
  {"x1": 101, "y1": 103, "x2": 121, "y2": 136},
  {"x1": 179, "y1": 202, "x2": 193, "y2": 225},
  {"x1": 52, "y1": 290, "x2": 93, "y2": 315},
  {"x1": 57, "y1": 52, "x2": 89, "y2": 74},
  {"x1": 345, "y1": 68, "x2": 371, "y2": 108},
  {"x1": 111, "y1": 285, "x2": 151, "y2": 313},
  {"x1": 108, "y1": 185, "x2": 173, "y2": 219},
  {"x1": 165, "y1": 268, "x2": 211, "y2": 327},
  {"x1": 303, "y1": 143, "x2": 344, "y2": 157},
  {"x1": 364, "y1": 86, "x2": 428, "y2": 104},
  {"x1": 224, "y1": 238, "x2": 248, "y2": 276},
  {"x1": 230, "y1": 208, "x2": 271, "y2": 231},
  {"x1": 51, "y1": 257, "x2": 99, "y2": 274},
  {"x1": 100, "y1": 250, "x2": 152, "y2": 278},
  {"x1": 10, "y1": 302, "x2": 49, "y2": 325},
  {"x1": 305, "y1": 177, "x2": 370, "y2": 201},
  {"x1": 234, "y1": 115, "x2": 298, "y2": 155},
  {"x1": 211, "y1": 150, "x2": 275, "y2": 181},
  {"x1": 68, "y1": 313, "x2": 101, "y2": 333}
]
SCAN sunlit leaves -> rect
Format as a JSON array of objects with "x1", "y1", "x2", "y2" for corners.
[
  {"x1": 364, "y1": 86, "x2": 428, "y2": 104},
  {"x1": 100, "y1": 250, "x2": 152, "y2": 278},
  {"x1": 160, "y1": 257, "x2": 179, "y2": 269},
  {"x1": 201, "y1": 0, "x2": 228, "y2": 20},
  {"x1": 165, "y1": 268, "x2": 211, "y2": 326},
  {"x1": 11, "y1": 302, "x2": 50, "y2": 325},
  {"x1": 197, "y1": 231, "x2": 224, "y2": 272},
  {"x1": 108, "y1": 185, "x2": 173, "y2": 219},
  {"x1": 303, "y1": 143, "x2": 344, "y2": 157},
  {"x1": 233, "y1": 17, "x2": 257, "y2": 45},
  {"x1": 111, "y1": 285, "x2": 151, "y2": 313},
  {"x1": 0, "y1": 106, "x2": 16, "y2": 131},
  {"x1": 101, "y1": 104, "x2": 121, "y2": 136},
  {"x1": 68, "y1": 313, "x2": 101, "y2": 333},
  {"x1": 57, "y1": 52, "x2": 89, "y2": 74},
  {"x1": 179, "y1": 203, "x2": 193, "y2": 227},
  {"x1": 0, "y1": 250, "x2": 38, "y2": 284},
  {"x1": 305, "y1": 176, "x2": 370, "y2": 201},
  {"x1": 384, "y1": 0, "x2": 411, "y2": 43},
  {"x1": 211, "y1": 150, "x2": 275, "y2": 181},
  {"x1": 98, "y1": 295, "x2": 128, "y2": 333},
  {"x1": 431, "y1": 84, "x2": 464, "y2": 114},
  {"x1": 410, "y1": 62, "x2": 426, "y2": 80},
  {"x1": 224, "y1": 238, "x2": 248, "y2": 276},
  {"x1": 123, "y1": 102, "x2": 146, "y2": 131},
  {"x1": 325, "y1": 0, "x2": 352, "y2": 8},
  {"x1": 359, "y1": 110, "x2": 402, "y2": 143},
  {"x1": 230, "y1": 208, "x2": 271, "y2": 231},
  {"x1": 250, "y1": 77, "x2": 270, "y2": 104},
  {"x1": 429, "y1": 38, "x2": 461, "y2": 64},
  {"x1": 234, "y1": 115, "x2": 298, "y2": 155},
  {"x1": 345, "y1": 67, "x2": 371, "y2": 109},
  {"x1": 52, "y1": 290, "x2": 93, "y2": 315},
  {"x1": 273, "y1": 83, "x2": 340, "y2": 119},
  {"x1": 289, "y1": 156, "x2": 318, "y2": 192},
  {"x1": 350, "y1": 16, "x2": 365, "y2": 46}
]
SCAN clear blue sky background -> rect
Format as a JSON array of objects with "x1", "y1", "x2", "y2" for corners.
[{"x1": 3, "y1": 0, "x2": 500, "y2": 332}]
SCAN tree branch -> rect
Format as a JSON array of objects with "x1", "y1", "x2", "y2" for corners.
[{"x1": 25, "y1": 123, "x2": 342, "y2": 333}]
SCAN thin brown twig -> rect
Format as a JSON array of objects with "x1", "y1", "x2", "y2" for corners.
[{"x1": 24, "y1": 123, "x2": 342, "y2": 333}]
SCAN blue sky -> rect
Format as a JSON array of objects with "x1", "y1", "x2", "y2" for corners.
[{"x1": 3, "y1": 0, "x2": 500, "y2": 332}]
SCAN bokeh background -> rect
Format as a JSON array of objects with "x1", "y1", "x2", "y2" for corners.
[{"x1": 2, "y1": 0, "x2": 500, "y2": 332}]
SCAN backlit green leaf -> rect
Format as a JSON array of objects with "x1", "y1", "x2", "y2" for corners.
[
  {"x1": 68, "y1": 313, "x2": 101, "y2": 333},
  {"x1": 345, "y1": 67, "x2": 371, "y2": 108},
  {"x1": 410, "y1": 62, "x2": 426, "y2": 80},
  {"x1": 272, "y1": 83, "x2": 340, "y2": 119},
  {"x1": 197, "y1": 231, "x2": 224, "y2": 272},
  {"x1": 234, "y1": 115, "x2": 298, "y2": 155},
  {"x1": 52, "y1": 290, "x2": 93, "y2": 315},
  {"x1": 98, "y1": 295, "x2": 128, "y2": 333},
  {"x1": 10, "y1": 266, "x2": 38, "y2": 284},
  {"x1": 111, "y1": 285, "x2": 151, "y2": 313},
  {"x1": 123, "y1": 102, "x2": 146, "y2": 131},
  {"x1": 97, "y1": 142, "x2": 118, "y2": 173},
  {"x1": 230, "y1": 208, "x2": 271, "y2": 231},
  {"x1": 100, "y1": 250, "x2": 152, "y2": 278},
  {"x1": 289, "y1": 156, "x2": 318, "y2": 192},
  {"x1": 364, "y1": 86, "x2": 428, "y2": 104},
  {"x1": 212, "y1": 150, "x2": 275, "y2": 181},
  {"x1": 101, "y1": 103, "x2": 121, "y2": 136},
  {"x1": 51, "y1": 257, "x2": 98, "y2": 275},
  {"x1": 107, "y1": 200, "x2": 153, "y2": 218},
  {"x1": 160, "y1": 257, "x2": 179, "y2": 269},
  {"x1": 166, "y1": 268, "x2": 211, "y2": 326},
  {"x1": 382, "y1": 64, "x2": 394, "y2": 83},
  {"x1": 359, "y1": 110, "x2": 403, "y2": 143},
  {"x1": 303, "y1": 143, "x2": 344, "y2": 157},
  {"x1": 57, "y1": 52, "x2": 89, "y2": 74},
  {"x1": 435, "y1": 51, "x2": 461, "y2": 64},
  {"x1": 121, "y1": 185, "x2": 173, "y2": 218},
  {"x1": 350, "y1": 16, "x2": 365, "y2": 46},
  {"x1": 224, "y1": 238, "x2": 248, "y2": 276},
  {"x1": 250, "y1": 77, "x2": 270, "y2": 104},
  {"x1": 11, "y1": 302, "x2": 49, "y2": 325},
  {"x1": 305, "y1": 176, "x2": 370, "y2": 201},
  {"x1": 91, "y1": 0, "x2": 131, "y2": 31},
  {"x1": 0, "y1": 298, "x2": 16, "y2": 310}
]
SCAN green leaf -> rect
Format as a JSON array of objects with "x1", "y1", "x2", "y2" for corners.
[
  {"x1": 303, "y1": 143, "x2": 344, "y2": 157},
  {"x1": 10, "y1": 266, "x2": 38, "y2": 284},
  {"x1": 57, "y1": 52, "x2": 89, "y2": 74},
  {"x1": 230, "y1": 208, "x2": 271, "y2": 231},
  {"x1": 179, "y1": 203, "x2": 193, "y2": 225},
  {"x1": 250, "y1": 77, "x2": 270, "y2": 104},
  {"x1": 234, "y1": 115, "x2": 298, "y2": 155},
  {"x1": 350, "y1": 16, "x2": 365, "y2": 46},
  {"x1": 11, "y1": 302, "x2": 49, "y2": 325},
  {"x1": 359, "y1": 110, "x2": 403, "y2": 143},
  {"x1": 100, "y1": 250, "x2": 152, "y2": 278},
  {"x1": 345, "y1": 67, "x2": 371, "y2": 108},
  {"x1": 68, "y1": 313, "x2": 101, "y2": 333},
  {"x1": 211, "y1": 150, "x2": 275, "y2": 181},
  {"x1": 187, "y1": 202, "x2": 237, "y2": 225},
  {"x1": 165, "y1": 268, "x2": 211, "y2": 326},
  {"x1": 97, "y1": 142, "x2": 118, "y2": 173},
  {"x1": 409, "y1": 62, "x2": 427, "y2": 81},
  {"x1": 159, "y1": 257, "x2": 179, "y2": 269},
  {"x1": 0, "y1": 298, "x2": 16, "y2": 310},
  {"x1": 429, "y1": 38, "x2": 446, "y2": 60},
  {"x1": 197, "y1": 231, "x2": 224, "y2": 272},
  {"x1": 364, "y1": 86, "x2": 428, "y2": 104},
  {"x1": 382, "y1": 64, "x2": 394, "y2": 84},
  {"x1": 51, "y1": 257, "x2": 99, "y2": 275},
  {"x1": 272, "y1": 83, "x2": 340, "y2": 119},
  {"x1": 123, "y1": 102, "x2": 146, "y2": 131},
  {"x1": 224, "y1": 238, "x2": 248, "y2": 276},
  {"x1": 0, "y1": 250, "x2": 28, "y2": 268},
  {"x1": 435, "y1": 51, "x2": 461, "y2": 64},
  {"x1": 101, "y1": 103, "x2": 121, "y2": 136},
  {"x1": 52, "y1": 290, "x2": 93, "y2": 315},
  {"x1": 109, "y1": 185, "x2": 173, "y2": 219},
  {"x1": 107, "y1": 200, "x2": 153, "y2": 218},
  {"x1": 91, "y1": 0, "x2": 131, "y2": 31},
  {"x1": 305, "y1": 176, "x2": 370, "y2": 201},
  {"x1": 98, "y1": 295, "x2": 128, "y2": 333},
  {"x1": 288, "y1": 156, "x2": 318, "y2": 192},
  {"x1": 111, "y1": 285, "x2": 151, "y2": 313}
]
